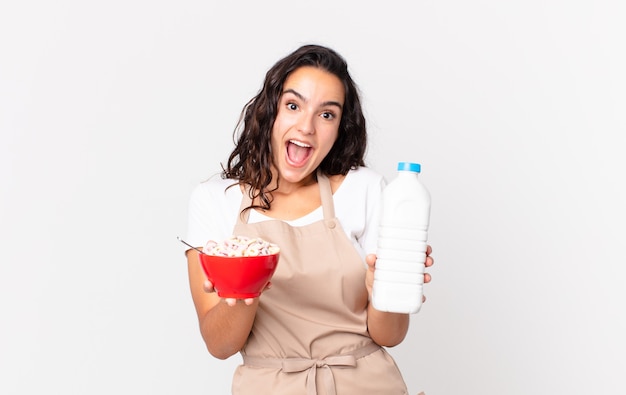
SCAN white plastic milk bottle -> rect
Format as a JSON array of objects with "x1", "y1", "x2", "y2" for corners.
[{"x1": 372, "y1": 162, "x2": 431, "y2": 314}]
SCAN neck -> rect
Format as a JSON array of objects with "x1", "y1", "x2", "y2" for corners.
[{"x1": 269, "y1": 169, "x2": 318, "y2": 195}]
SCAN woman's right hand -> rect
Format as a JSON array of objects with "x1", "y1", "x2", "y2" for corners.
[
  {"x1": 188, "y1": 249, "x2": 260, "y2": 359},
  {"x1": 202, "y1": 279, "x2": 272, "y2": 306}
]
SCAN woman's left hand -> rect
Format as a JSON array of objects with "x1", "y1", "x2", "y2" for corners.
[{"x1": 365, "y1": 245, "x2": 434, "y2": 302}]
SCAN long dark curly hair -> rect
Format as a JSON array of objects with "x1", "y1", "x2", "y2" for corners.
[{"x1": 223, "y1": 44, "x2": 367, "y2": 211}]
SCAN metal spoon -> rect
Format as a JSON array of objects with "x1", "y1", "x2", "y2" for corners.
[{"x1": 177, "y1": 236, "x2": 204, "y2": 254}]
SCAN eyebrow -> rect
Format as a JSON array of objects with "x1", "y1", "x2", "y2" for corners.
[{"x1": 282, "y1": 88, "x2": 343, "y2": 110}]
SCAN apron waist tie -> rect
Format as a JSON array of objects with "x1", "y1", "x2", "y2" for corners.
[{"x1": 242, "y1": 342, "x2": 381, "y2": 395}]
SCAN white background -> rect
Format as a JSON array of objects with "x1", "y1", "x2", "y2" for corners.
[{"x1": 1, "y1": 1, "x2": 625, "y2": 394}]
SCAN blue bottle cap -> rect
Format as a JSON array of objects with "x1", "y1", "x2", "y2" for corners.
[{"x1": 397, "y1": 162, "x2": 421, "y2": 172}]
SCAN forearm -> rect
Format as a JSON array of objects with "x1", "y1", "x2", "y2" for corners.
[
  {"x1": 187, "y1": 249, "x2": 258, "y2": 359},
  {"x1": 199, "y1": 299, "x2": 259, "y2": 359},
  {"x1": 366, "y1": 304, "x2": 409, "y2": 347},
  {"x1": 363, "y1": 254, "x2": 410, "y2": 346}
]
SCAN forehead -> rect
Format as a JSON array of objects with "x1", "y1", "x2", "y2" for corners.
[{"x1": 283, "y1": 66, "x2": 345, "y2": 103}]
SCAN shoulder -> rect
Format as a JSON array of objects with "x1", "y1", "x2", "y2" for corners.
[
  {"x1": 191, "y1": 174, "x2": 241, "y2": 201},
  {"x1": 348, "y1": 166, "x2": 385, "y2": 182},
  {"x1": 331, "y1": 167, "x2": 385, "y2": 253},
  {"x1": 188, "y1": 174, "x2": 243, "y2": 217},
  {"x1": 332, "y1": 166, "x2": 386, "y2": 205},
  {"x1": 341, "y1": 166, "x2": 386, "y2": 191},
  {"x1": 186, "y1": 175, "x2": 242, "y2": 247}
]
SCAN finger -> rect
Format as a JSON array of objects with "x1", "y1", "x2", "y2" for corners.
[
  {"x1": 225, "y1": 298, "x2": 237, "y2": 306},
  {"x1": 244, "y1": 298, "x2": 255, "y2": 305},
  {"x1": 422, "y1": 294, "x2": 427, "y2": 303},
  {"x1": 365, "y1": 253, "x2": 377, "y2": 268},
  {"x1": 203, "y1": 280, "x2": 215, "y2": 293},
  {"x1": 425, "y1": 255, "x2": 434, "y2": 267},
  {"x1": 424, "y1": 273, "x2": 432, "y2": 283},
  {"x1": 426, "y1": 245, "x2": 432, "y2": 256}
]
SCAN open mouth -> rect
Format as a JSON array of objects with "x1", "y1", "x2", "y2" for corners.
[{"x1": 286, "y1": 139, "x2": 313, "y2": 166}]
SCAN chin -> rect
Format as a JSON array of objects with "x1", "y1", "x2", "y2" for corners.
[{"x1": 279, "y1": 165, "x2": 316, "y2": 184}]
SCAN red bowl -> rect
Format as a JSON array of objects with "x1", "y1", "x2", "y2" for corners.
[{"x1": 198, "y1": 252, "x2": 280, "y2": 298}]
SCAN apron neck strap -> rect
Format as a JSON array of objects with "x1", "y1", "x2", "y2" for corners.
[{"x1": 316, "y1": 170, "x2": 335, "y2": 221}]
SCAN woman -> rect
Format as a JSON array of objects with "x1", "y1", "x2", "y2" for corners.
[{"x1": 185, "y1": 44, "x2": 434, "y2": 394}]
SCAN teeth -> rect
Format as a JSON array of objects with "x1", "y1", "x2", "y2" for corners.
[{"x1": 289, "y1": 140, "x2": 311, "y2": 148}]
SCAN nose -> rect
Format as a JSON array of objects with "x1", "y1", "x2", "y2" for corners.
[{"x1": 297, "y1": 113, "x2": 315, "y2": 135}]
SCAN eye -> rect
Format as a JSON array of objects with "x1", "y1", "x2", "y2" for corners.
[
  {"x1": 287, "y1": 102, "x2": 298, "y2": 111},
  {"x1": 321, "y1": 111, "x2": 336, "y2": 120}
]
